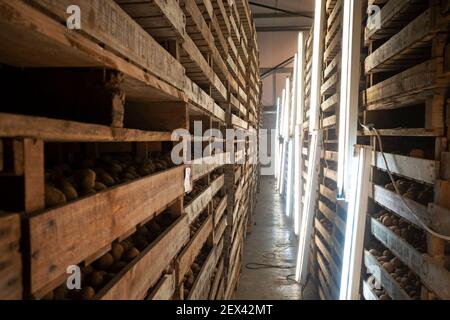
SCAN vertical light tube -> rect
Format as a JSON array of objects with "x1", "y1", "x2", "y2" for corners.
[
  {"x1": 294, "y1": 32, "x2": 306, "y2": 235},
  {"x1": 309, "y1": 0, "x2": 325, "y2": 133},
  {"x1": 276, "y1": 90, "x2": 286, "y2": 191},
  {"x1": 340, "y1": 145, "x2": 372, "y2": 300},
  {"x1": 337, "y1": 0, "x2": 363, "y2": 198},
  {"x1": 274, "y1": 97, "x2": 281, "y2": 180}
]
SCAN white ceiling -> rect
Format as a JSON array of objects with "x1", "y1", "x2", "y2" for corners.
[{"x1": 250, "y1": 0, "x2": 315, "y2": 30}]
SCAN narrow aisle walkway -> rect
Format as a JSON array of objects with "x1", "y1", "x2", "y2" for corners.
[{"x1": 235, "y1": 176, "x2": 317, "y2": 300}]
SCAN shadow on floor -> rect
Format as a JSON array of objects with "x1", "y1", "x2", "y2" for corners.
[{"x1": 235, "y1": 176, "x2": 318, "y2": 300}]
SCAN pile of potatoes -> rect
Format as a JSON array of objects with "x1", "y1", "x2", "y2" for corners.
[
  {"x1": 184, "y1": 180, "x2": 208, "y2": 205},
  {"x1": 384, "y1": 179, "x2": 433, "y2": 206},
  {"x1": 375, "y1": 210, "x2": 426, "y2": 252},
  {"x1": 183, "y1": 245, "x2": 211, "y2": 298},
  {"x1": 190, "y1": 211, "x2": 209, "y2": 237},
  {"x1": 366, "y1": 275, "x2": 391, "y2": 300},
  {"x1": 43, "y1": 210, "x2": 176, "y2": 300},
  {"x1": 44, "y1": 152, "x2": 173, "y2": 208},
  {"x1": 368, "y1": 248, "x2": 422, "y2": 300}
]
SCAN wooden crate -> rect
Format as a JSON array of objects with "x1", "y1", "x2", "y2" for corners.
[
  {"x1": 371, "y1": 217, "x2": 450, "y2": 299},
  {"x1": 96, "y1": 214, "x2": 189, "y2": 300},
  {"x1": 28, "y1": 166, "x2": 185, "y2": 295},
  {"x1": 0, "y1": 212, "x2": 22, "y2": 299}
]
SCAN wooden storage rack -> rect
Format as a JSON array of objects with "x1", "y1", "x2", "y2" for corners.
[
  {"x1": 0, "y1": 0, "x2": 261, "y2": 300},
  {"x1": 360, "y1": 0, "x2": 450, "y2": 300}
]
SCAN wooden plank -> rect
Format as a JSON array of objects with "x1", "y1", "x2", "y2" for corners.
[
  {"x1": 315, "y1": 218, "x2": 343, "y2": 259},
  {"x1": 0, "y1": 0, "x2": 186, "y2": 102},
  {"x1": 364, "y1": 60, "x2": 445, "y2": 109},
  {"x1": 372, "y1": 151, "x2": 438, "y2": 184},
  {"x1": 24, "y1": 139, "x2": 45, "y2": 212},
  {"x1": 365, "y1": 7, "x2": 447, "y2": 74},
  {"x1": 318, "y1": 200, "x2": 345, "y2": 234},
  {"x1": 29, "y1": 166, "x2": 185, "y2": 294},
  {"x1": 213, "y1": 216, "x2": 227, "y2": 245},
  {"x1": 362, "y1": 280, "x2": 380, "y2": 300},
  {"x1": 365, "y1": 0, "x2": 428, "y2": 44},
  {"x1": 315, "y1": 235, "x2": 340, "y2": 280},
  {"x1": 321, "y1": 73, "x2": 339, "y2": 96},
  {"x1": 176, "y1": 216, "x2": 213, "y2": 284},
  {"x1": 323, "y1": 115, "x2": 337, "y2": 128},
  {"x1": 320, "y1": 184, "x2": 337, "y2": 203},
  {"x1": 214, "y1": 195, "x2": 227, "y2": 227},
  {"x1": 147, "y1": 273, "x2": 176, "y2": 300},
  {"x1": 0, "y1": 113, "x2": 172, "y2": 142},
  {"x1": 364, "y1": 250, "x2": 412, "y2": 300},
  {"x1": 188, "y1": 240, "x2": 223, "y2": 300},
  {"x1": 371, "y1": 218, "x2": 450, "y2": 300},
  {"x1": 0, "y1": 213, "x2": 22, "y2": 299},
  {"x1": 191, "y1": 153, "x2": 229, "y2": 181},
  {"x1": 208, "y1": 258, "x2": 224, "y2": 300},
  {"x1": 360, "y1": 128, "x2": 443, "y2": 137},
  {"x1": 369, "y1": 184, "x2": 450, "y2": 235},
  {"x1": 98, "y1": 214, "x2": 189, "y2": 299},
  {"x1": 27, "y1": 0, "x2": 185, "y2": 89}
]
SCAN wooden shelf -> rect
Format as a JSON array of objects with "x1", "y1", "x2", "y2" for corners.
[
  {"x1": 365, "y1": 6, "x2": 447, "y2": 74},
  {"x1": 364, "y1": 250, "x2": 412, "y2": 300},
  {"x1": 371, "y1": 217, "x2": 450, "y2": 300},
  {"x1": 0, "y1": 212, "x2": 21, "y2": 299},
  {"x1": 29, "y1": 166, "x2": 185, "y2": 295}
]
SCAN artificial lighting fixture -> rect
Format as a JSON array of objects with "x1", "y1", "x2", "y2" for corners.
[
  {"x1": 308, "y1": 0, "x2": 325, "y2": 133},
  {"x1": 337, "y1": 0, "x2": 363, "y2": 199},
  {"x1": 294, "y1": 32, "x2": 306, "y2": 236},
  {"x1": 339, "y1": 145, "x2": 372, "y2": 300},
  {"x1": 295, "y1": 130, "x2": 323, "y2": 284},
  {"x1": 296, "y1": 0, "x2": 325, "y2": 284},
  {"x1": 274, "y1": 97, "x2": 281, "y2": 181}
]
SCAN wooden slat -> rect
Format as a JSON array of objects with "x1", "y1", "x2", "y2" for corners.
[
  {"x1": 364, "y1": 250, "x2": 412, "y2": 300},
  {"x1": 29, "y1": 166, "x2": 185, "y2": 294},
  {"x1": 147, "y1": 273, "x2": 176, "y2": 300},
  {"x1": 0, "y1": 113, "x2": 172, "y2": 142},
  {"x1": 364, "y1": 60, "x2": 446, "y2": 109},
  {"x1": 0, "y1": 213, "x2": 22, "y2": 299},
  {"x1": 27, "y1": 0, "x2": 185, "y2": 89},
  {"x1": 176, "y1": 216, "x2": 213, "y2": 284},
  {"x1": 98, "y1": 214, "x2": 189, "y2": 299},
  {"x1": 372, "y1": 151, "x2": 438, "y2": 184},
  {"x1": 363, "y1": 280, "x2": 380, "y2": 300},
  {"x1": 365, "y1": 7, "x2": 447, "y2": 74},
  {"x1": 369, "y1": 184, "x2": 450, "y2": 235},
  {"x1": 371, "y1": 218, "x2": 450, "y2": 300}
]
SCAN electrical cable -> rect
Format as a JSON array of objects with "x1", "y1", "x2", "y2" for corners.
[{"x1": 360, "y1": 123, "x2": 450, "y2": 241}]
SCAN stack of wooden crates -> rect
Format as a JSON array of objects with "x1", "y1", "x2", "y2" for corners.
[{"x1": 0, "y1": 0, "x2": 261, "y2": 300}]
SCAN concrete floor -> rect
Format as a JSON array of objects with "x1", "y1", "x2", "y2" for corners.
[{"x1": 235, "y1": 176, "x2": 318, "y2": 300}]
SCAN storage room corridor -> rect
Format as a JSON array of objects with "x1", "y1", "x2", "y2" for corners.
[{"x1": 235, "y1": 176, "x2": 317, "y2": 300}]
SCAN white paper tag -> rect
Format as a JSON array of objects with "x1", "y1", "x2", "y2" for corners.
[{"x1": 184, "y1": 167, "x2": 192, "y2": 193}]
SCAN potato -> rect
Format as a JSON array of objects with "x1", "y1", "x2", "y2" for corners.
[
  {"x1": 120, "y1": 240, "x2": 134, "y2": 252},
  {"x1": 397, "y1": 181, "x2": 410, "y2": 194},
  {"x1": 81, "y1": 265, "x2": 94, "y2": 275},
  {"x1": 110, "y1": 243, "x2": 124, "y2": 261},
  {"x1": 109, "y1": 261, "x2": 127, "y2": 273},
  {"x1": 79, "y1": 188, "x2": 96, "y2": 196},
  {"x1": 120, "y1": 172, "x2": 135, "y2": 181},
  {"x1": 94, "y1": 253, "x2": 114, "y2": 270},
  {"x1": 80, "y1": 287, "x2": 95, "y2": 300},
  {"x1": 80, "y1": 159, "x2": 95, "y2": 169},
  {"x1": 382, "y1": 262, "x2": 395, "y2": 274},
  {"x1": 385, "y1": 183, "x2": 395, "y2": 191},
  {"x1": 381, "y1": 216, "x2": 393, "y2": 227},
  {"x1": 379, "y1": 294, "x2": 390, "y2": 300},
  {"x1": 183, "y1": 289, "x2": 190, "y2": 298},
  {"x1": 368, "y1": 249, "x2": 379, "y2": 256},
  {"x1": 53, "y1": 286, "x2": 69, "y2": 300},
  {"x1": 391, "y1": 257, "x2": 402, "y2": 268},
  {"x1": 97, "y1": 172, "x2": 116, "y2": 187},
  {"x1": 108, "y1": 163, "x2": 123, "y2": 174},
  {"x1": 59, "y1": 179, "x2": 78, "y2": 201},
  {"x1": 45, "y1": 185, "x2": 67, "y2": 207},
  {"x1": 123, "y1": 247, "x2": 140, "y2": 262},
  {"x1": 87, "y1": 271, "x2": 104, "y2": 287},
  {"x1": 94, "y1": 181, "x2": 107, "y2": 192},
  {"x1": 76, "y1": 169, "x2": 96, "y2": 190},
  {"x1": 103, "y1": 273, "x2": 116, "y2": 283}
]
